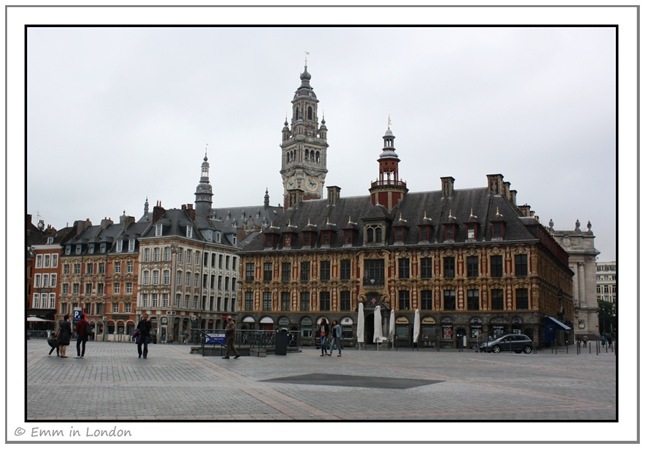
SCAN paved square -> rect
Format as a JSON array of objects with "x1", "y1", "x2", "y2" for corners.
[{"x1": 25, "y1": 339, "x2": 617, "y2": 421}]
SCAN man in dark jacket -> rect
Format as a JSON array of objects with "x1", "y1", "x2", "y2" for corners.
[
  {"x1": 222, "y1": 316, "x2": 240, "y2": 359},
  {"x1": 136, "y1": 313, "x2": 152, "y2": 359},
  {"x1": 75, "y1": 313, "x2": 90, "y2": 359}
]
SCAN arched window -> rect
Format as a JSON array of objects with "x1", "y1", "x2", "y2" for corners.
[{"x1": 307, "y1": 106, "x2": 313, "y2": 120}]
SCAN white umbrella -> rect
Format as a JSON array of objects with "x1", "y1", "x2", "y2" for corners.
[
  {"x1": 389, "y1": 308, "x2": 396, "y2": 349},
  {"x1": 413, "y1": 309, "x2": 420, "y2": 345},
  {"x1": 357, "y1": 302, "x2": 365, "y2": 347},
  {"x1": 27, "y1": 316, "x2": 53, "y2": 322},
  {"x1": 373, "y1": 305, "x2": 383, "y2": 343}
]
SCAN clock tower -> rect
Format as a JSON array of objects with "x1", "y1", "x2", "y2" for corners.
[{"x1": 280, "y1": 63, "x2": 329, "y2": 209}]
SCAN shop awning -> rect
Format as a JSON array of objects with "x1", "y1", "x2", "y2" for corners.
[
  {"x1": 242, "y1": 316, "x2": 255, "y2": 323},
  {"x1": 546, "y1": 316, "x2": 571, "y2": 331},
  {"x1": 259, "y1": 317, "x2": 274, "y2": 324}
]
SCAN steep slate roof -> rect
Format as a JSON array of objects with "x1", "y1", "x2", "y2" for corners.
[{"x1": 240, "y1": 185, "x2": 541, "y2": 252}]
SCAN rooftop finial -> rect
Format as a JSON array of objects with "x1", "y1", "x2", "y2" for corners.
[
  {"x1": 204, "y1": 144, "x2": 208, "y2": 161},
  {"x1": 305, "y1": 51, "x2": 309, "y2": 68},
  {"x1": 387, "y1": 114, "x2": 392, "y2": 130}
]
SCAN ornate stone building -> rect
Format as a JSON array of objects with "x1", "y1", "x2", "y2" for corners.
[
  {"x1": 136, "y1": 153, "x2": 240, "y2": 342},
  {"x1": 237, "y1": 68, "x2": 576, "y2": 348},
  {"x1": 548, "y1": 219, "x2": 601, "y2": 340}
]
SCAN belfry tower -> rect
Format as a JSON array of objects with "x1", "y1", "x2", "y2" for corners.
[
  {"x1": 369, "y1": 122, "x2": 408, "y2": 211},
  {"x1": 194, "y1": 150, "x2": 213, "y2": 217},
  {"x1": 280, "y1": 63, "x2": 329, "y2": 209}
]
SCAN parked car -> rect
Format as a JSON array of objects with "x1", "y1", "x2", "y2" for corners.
[{"x1": 480, "y1": 334, "x2": 533, "y2": 354}]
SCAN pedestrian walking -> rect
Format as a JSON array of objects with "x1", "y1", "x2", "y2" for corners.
[
  {"x1": 328, "y1": 319, "x2": 343, "y2": 357},
  {"x1": 74, "y1": 313, "x2": 90, "y2": 358},
  {"x1": 136, "y1": 313, "x2": 151, "y2": 359},
  {"x1": 47, "y1": 334, "x2": 60, "y2": 357},
  {"x1": 319, "y1": 318, "x2": 330, "y2": 356},
  {"x1": 57, "y1": 314, "x2": 72, "y2": 358},
  {"x1": 222, "y1": 316, "x2": 240, "y2": 359}
]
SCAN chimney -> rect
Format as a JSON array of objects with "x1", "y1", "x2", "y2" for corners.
[
  {"x1": 327, "y1": 186, "x2": 341, "y2": 206},
  {"x1": 74, "y1": 219, "x2": 92, "y2": 236},
  {"x1": 518, "y1": 204, "x2": 531, "y2": 217},
  {"x1": 119, "y1": 213, "x2": 135, "y2": 228},
  {"x1": 487, "y1": 174, "x2": 504, "y2": 196},
  {"x1": 503, "y1": 181, "x2": 511, "y2": 201},
  {"x1": 441, "y1": 177, "x2": 455, "y2": 199},
  {"x1": 284, "y1": 189, "x2": 304, "y2": 211},
  {"x1": 510, "y1": 190, "x2": 517, "y2": 206},
  {"x1": 152, "y1": 201, "x2": 165, "y2": 223},
  {"x1": 100, "y1": 217, "x2": 114, "y2": 229},
  {"x1": 186, "y1": 203, "x2": 195, "y2": 221}
]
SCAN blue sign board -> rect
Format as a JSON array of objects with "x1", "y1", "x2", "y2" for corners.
[{"x1": 205, "y1": 333, "x2": 226, "y2": 345}]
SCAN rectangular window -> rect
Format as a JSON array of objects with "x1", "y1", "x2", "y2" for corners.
[
  {"x1": 63, "y1": 264, "x2": 70, "y2": 275},
  {"x1": 443, "y1": 257, "x2": 455, "y2": 279},
  {"x1": 245, "y1": 292, "x2": 254, "y2": 311},
  {"x1": 340, "y1": 259, "x2": 351, "y2": 280},
  {"x1": 420, "y1": 257, "x2": 432, "y2": 279},
  {"x1": 320, "y1": 261, "x2": 331, "y2": 281},
  {"x1": 125, "y1": 303, "x2": 132, "y2": 313},
  {"x1": 364, "y1": 259, "x2": 385, "y2": 285},
  {"x1": 50, "y1": 274, "x2": 57, "y2": 288},
  {"x1": 398, "y1": 290, "x2": 410, "y2": 310},
  {"x1": 263, "y1": 263, "x2": 273, "y2": 282},
  {"x1": 85, "y1": 283, "x2": 92, "y2": 295},
  {"x1": 164, "y1": 246, "x2": 171, "y2": 261},
  {"x1": 143, "y1": 271, "x2": 150, "y2": 285},
  {"x1": 162, "y1": 293, "x2": 169, "y2": 308},
  {"x1": 163, "y1": 270, "x2": 170, "y2": 285},
  {"x1": 35, "y1": 255, "x2": 42, "y2": 268},
  {"x1": 490, "y1": 255, "x2": 503, "y2": 277},
  {"x1": 98, "y1": 262, "x2": 105, "y2": 274},
  {"x1": 112, "y1": 303, "x2": 119, "y2": 313},
  {"x1": 127, "y1": 260, "x2": 134, "y2": 273},
  {"x1": 152, "y1": 271, "x2": 159, "y2": 285},
  {"x1": 340, "y1": 291, "x2": 351, "y2": 311},
  {"x1": 33, "y1": 293, "x2": 40, "y2": 309},
  {"x1": 44, "y1": 254, "x2": 50, "y2": 268},
  {"x1": 443, "y1": 289, "x2": 456, "y2": 310},
  {"x1": 62, "y1": 284, "x2": 69, "y2": 295},
  {"x1": 245, "y1": 263, "x2": 255, "y2": 281},
  {"x1": 155, "y1": 224, "x2": 162, "y2": 237},
  {"x1": 421, "y1": 290, "x2": 432, "y2": 310},
  {"x1": 152, "y1": 294, "x2": 158, "y2": 308},
  {"x1": 73, "y1": 283, "x2": 80, "y2": 294},
  {"x1": 34, "y1": 274, "x2": 41, "y2": 288},
  {"x1": 186, "y1": 249, "x2": 192, "y2": 265},
  {"x1": 491, "y1": 288, "x2": 504, "y2": 310},
  {"x1": 143, "y1": 248, "x2": 150, "y2": 262},
  {"x1": 73, "y1": 263, "x2": 81, "y2": 275},
  {"x1": 467, "y1": 289, "x2": 480, "y2": 311},
  {"x1": 281, "y1": 292, "x2": 290, "y2": 311},
  {"x1": 114, "y1": 261, "x2": 121, "y2": 273},
  {"x1": 398, "y1": 258, "x2": 410, "y2": 279},
  {"x1": 300, "y1": 292, "x2": 310, "y2": 311},
  {"x1": 116, "y1": 240, "x2": 123, "y2": 253},
  {"x1": 281, "y1": 262, "x2": 291, "y2": 282},
  {"x1": 467, "y1": 256, "x2": 479, "y2": 278},
  {"x1": 97, "y1": 283, "x2": 104, "y2": 295},
  {"x1": 51, "y1": 254, "x2": 58, "y2": 268},
  {"x1": 113, "y1": 283, "x2": 120, "y2": 294},
  {"x1": 129, "y1": 239, "x2": 135, "y2": 252},
  {"x1": 300, "y1": 262, "x2": 310, "y2": 282},
  {"x1": 515, "y1": 254, "x2": 528, "y2": 277},
  {"x1": 262, "y1": 292, "x2": 272, "y2": 311},
  {"x1": 126, "y1": 282, "x2": 133, "y2": 294},
  {"x1": 319, "y1": 291, "x2": 331, "y2": 310},
  {"x1": 86, "y1": 263, "x2": 93, "y2": 274},
  {"x1": 516, "y1": 288, "x2": 529, "y2": 310},
  {"x1": 153, "y1": 247, "x2": 160, "y2": 262}
]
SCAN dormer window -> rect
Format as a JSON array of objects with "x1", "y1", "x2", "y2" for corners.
[
  {"x1": 88, "y1": 244, "x2": 95, "y2": 254},
  {"x1": 128, "y1": 239, "x2": 135, "y2": 252},
  {"x1": 100, "y1": 243, "x2": 106, "y2": 253},
  {"x1": 186, "y1": 226, "x2": 193, "y2": 238},
  {"x1": 215, "y1": 232, "x2": 221, "y2": 243},
  {"x1": 116, "y1": 240, "x2": 123, "y2": 252},
  {"x1": 46, "y1": 236, "x2": 54, "y2": 245},
  {"x1": 155, "y1": 224, "x2": 163, "y2": 237},
  {"x1": 365, "y1": 224, "x2": 384, "y2": 244},
  {"x1": 443, "y1": 224, "x2": 458, "y2": 242},
  {"x1": 75, "y1": 244, "x2": 82, "y2": 255},
  {"x1": 490, "y1": 207, "x2": 506, "y2": 240},
  {"x1": 65, "y1": 245, "x2": 71, "y2": 255}
]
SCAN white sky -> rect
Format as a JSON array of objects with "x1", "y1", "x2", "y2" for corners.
[{"x1": 26, "y1": 26, "x2": 616, "y2": 259}]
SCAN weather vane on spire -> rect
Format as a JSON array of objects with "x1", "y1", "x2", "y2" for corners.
[
  {"x1": 204, "y1": 143, "x2": 208, "y2": 159},
  {"x1": 387, "y1": 114, "x2": 392, "y2": 129},
  {"x1": 305, "y1": 51, "x2": 309, "y2": 66}
]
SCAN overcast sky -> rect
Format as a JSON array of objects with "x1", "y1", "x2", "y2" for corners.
[{"x1": 26, "y1": 26, "x2": 616, "y2": 259}]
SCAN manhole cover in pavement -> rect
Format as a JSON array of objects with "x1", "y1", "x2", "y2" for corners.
[{"x1": 261, "y1": 373, "x2": 443, "y2": 390}]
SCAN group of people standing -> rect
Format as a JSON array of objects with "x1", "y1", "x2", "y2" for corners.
[
  {"x1": 318, "y1": 318, "x2": 343, "y2": 357},
  {"x1": 48, "y1": 313, "x2": 90, "y2": 359}
]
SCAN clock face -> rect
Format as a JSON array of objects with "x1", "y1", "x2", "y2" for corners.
[{"x1": 307, "y1": 178, "x2": 318, "y2": 191}]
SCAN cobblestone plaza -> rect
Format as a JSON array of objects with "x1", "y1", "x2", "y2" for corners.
[{"x1": 15, "y1": 339, "x2": 626, "y2": 444}]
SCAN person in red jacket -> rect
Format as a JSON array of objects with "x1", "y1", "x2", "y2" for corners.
[{"x1": 75, "y1": 313, "x2": 90, "y2": 359}]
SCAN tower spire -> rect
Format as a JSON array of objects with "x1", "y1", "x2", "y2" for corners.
[{"x1": 195, "y1": 148, "x2": 213, "y2": 217}]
